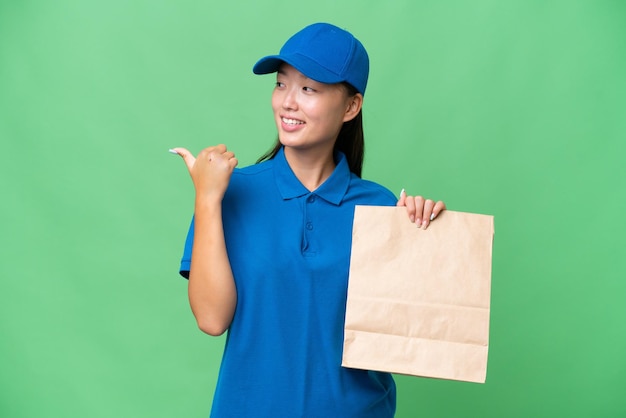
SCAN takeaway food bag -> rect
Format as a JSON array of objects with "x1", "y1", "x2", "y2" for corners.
[{"x1": 342, "y1": 206, "x2": 494, "y2": 383}]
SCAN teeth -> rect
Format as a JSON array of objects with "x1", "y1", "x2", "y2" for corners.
[{"x1": 282, "y1": 117, "x2": 304, "y2": 125}]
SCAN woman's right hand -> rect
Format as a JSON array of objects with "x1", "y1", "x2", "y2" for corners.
[{"x1": 170, "y1": 144, "x2": 238, "y2": 202}]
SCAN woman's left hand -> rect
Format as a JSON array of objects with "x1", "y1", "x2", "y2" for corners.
[{"x1": 397, "y1": 189, "x2": 446, "y2": 229}]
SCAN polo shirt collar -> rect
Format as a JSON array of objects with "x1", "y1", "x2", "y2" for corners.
[{"x1": 274, "y1": 146, "x2": 350, "y2": 205}]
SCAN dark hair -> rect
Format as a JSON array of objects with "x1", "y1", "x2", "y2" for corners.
[{"x1": 256, "y1": 82, "x2": 365, "y2": 177}]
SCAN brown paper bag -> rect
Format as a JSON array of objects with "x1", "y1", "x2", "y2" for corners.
[{"x1": 342, "y1": 206, "x2": 494, "y2": 383}]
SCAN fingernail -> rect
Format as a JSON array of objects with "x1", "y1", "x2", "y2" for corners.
[
  {"x1": 400, "y1": 188, "x2": 406, "y2": 198},
  {"x1": 410, "y1": 215, "x2": 415, "y2": 223},
  {"x1": 416, "y1": 218, "x2": 421, "y2": 227},
  {"x1": 430, "y1": 213, "x2": 435, "y2": 221},
  {"x1": 168, "y1": 149, "x2": 178, "y2": 154}
]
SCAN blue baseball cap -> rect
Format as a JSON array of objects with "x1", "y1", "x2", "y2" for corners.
[{"x1": 253, "y1": 23, "x2": 369, "y2": 95}]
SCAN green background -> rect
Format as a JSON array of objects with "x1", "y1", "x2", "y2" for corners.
[{"x1": 1, "y1": 1, "x2": 625, "y2": 417}]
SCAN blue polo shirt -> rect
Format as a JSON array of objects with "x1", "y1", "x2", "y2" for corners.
[{"x1": 180, "y1": 147, "x2": 397, "y2": 417}]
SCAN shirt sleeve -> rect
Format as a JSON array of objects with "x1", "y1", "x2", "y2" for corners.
[{"x1": 179, "y1": 215, "x2": 195, "y2": 279}]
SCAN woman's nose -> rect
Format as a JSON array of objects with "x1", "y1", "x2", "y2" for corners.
[{"x1": 282, "y1": 88, "x2": 298, "y2": 110}]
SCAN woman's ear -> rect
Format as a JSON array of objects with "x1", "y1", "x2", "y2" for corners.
[{"x1": 343, "y1": 93, "x2": 363, "y2": 122}]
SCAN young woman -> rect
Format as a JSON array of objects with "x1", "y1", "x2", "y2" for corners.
[{"x1": 171, "y1": 22, "x2": 445, "y2": 418}]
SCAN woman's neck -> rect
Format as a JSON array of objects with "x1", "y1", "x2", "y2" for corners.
[{"x1": 283, "y1": 146, "x2": 336, "y2": 192}]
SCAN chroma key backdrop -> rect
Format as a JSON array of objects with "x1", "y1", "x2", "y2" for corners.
[{"x1": 1, "y1": 1, "x2": 625, "y2": 417}]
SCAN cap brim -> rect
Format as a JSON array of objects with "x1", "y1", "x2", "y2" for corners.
[
  {"x1": 252, "y1": 54, "x2": 344, "y2": 85},
  {"x1": 252, "y1": 55, "x2": 284, "y2": 75}
]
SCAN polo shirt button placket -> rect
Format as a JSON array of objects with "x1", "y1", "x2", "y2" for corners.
[
  {"x1": 306, "y1": 194, "x2": 316, "y2": 231},
  {"x1": 302, "y1": 194, "x2": 316, "y2": 254}
]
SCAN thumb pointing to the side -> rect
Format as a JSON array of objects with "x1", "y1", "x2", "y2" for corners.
[{"x1": 169, "y1": 148, "x2": 196, "y2": 173}]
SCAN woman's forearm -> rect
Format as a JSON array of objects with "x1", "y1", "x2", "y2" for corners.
[{"x1": 188, "y1": 196, "x2": 237, "y2": 336}]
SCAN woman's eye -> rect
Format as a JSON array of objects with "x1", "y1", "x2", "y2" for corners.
[
  {"x1": 303, "y1": 86, "x2": 316, "y2": 92},
  {"x1": 275, "y1": 82, "x2": 285, "y2": 88}
]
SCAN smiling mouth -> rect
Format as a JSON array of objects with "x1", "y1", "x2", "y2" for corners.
[{"x1": 282, "y1": 117, "x2": 305, "y2": 126}]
